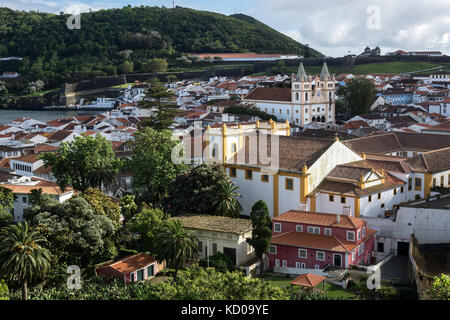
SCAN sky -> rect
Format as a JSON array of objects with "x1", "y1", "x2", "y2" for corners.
[{"x1": 1, "y1": 0, "x2": 450, "y2": 57}]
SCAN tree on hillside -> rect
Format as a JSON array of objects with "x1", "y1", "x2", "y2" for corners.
[
  {"x1": 141, "y1": 58, "x2": 168, "y2": 73},
  {"x1": 211, "y1": 180, "x2": 243, "y2": 218},
  {"x1": 337, "y1": 79, "x2": 377, "y2": 117},
  {"x1": 41, "y1": 134, "x2": 122, "y2": 192},
  {"x1": 246, "y1": 200, "x2": 272, "y2": 277},
  {"x1": 167, "y1": 164, "x2": 230, "y2": 216},
  {"x1": 127, "y1": 127, "x2": 187, "y2": 206},
  {"x1": 139, "y1": 80, "x2": 179, "y2": 131},
  {"x1": 0, "y1": 222, "x2": 52, "y2": 300},
  {"x1": 155, "y1": 219, "x2": 198, "y2": 280}
]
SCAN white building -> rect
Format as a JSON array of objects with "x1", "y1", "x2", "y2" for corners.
[{"x1": 243, "y1": 63, "x2": 336, "y2": 127}]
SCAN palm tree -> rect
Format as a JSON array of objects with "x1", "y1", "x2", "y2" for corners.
[
  {"x1": 0, "y1": 222, "x2": 52, "y2": 300},
  {"x1": 155, "y1": 220, "x2": 198, "y2": 280},
  {"x1": 212, "y1": 180, "x2": 243, "y2": 218}
]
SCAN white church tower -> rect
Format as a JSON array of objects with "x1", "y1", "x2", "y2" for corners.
[{"x1": 291, "y1": 62, "x2": 336, "y2": 126}]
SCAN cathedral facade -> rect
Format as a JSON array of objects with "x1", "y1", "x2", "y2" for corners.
[{"x1": 243, "y1": 62, "x2": 336, "y2": 127}]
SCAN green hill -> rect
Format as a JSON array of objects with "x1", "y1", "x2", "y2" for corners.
[{"x1": 0, "y1": 6, "x2": 321, "y2": 86}]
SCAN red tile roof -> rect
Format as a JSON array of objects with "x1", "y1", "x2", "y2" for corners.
[
  {"x1": 98, "y1": 253, "x2": 157, "y2": 275},
  {"x1": 290, "y1": 273, "x2": 326, "y2": 288},
  {"x1": 274, "y1": 210, "x2": 365, "y2": 229},
  {"x1": 244, "y1": 87, "x2": 292, "y2": 102}
]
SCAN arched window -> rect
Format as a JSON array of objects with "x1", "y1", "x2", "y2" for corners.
[
  {"x1": 212, "y1": 144, "x2": 218, "y2": 159},
  {"x1": 231, "y1": 143, "x2": 237, "y2": 154},
  {"x1": 305, "y1": 92, "x2": 309, "y2": 102},
  {"x1": 295, "y1": 92, "x2": 299, "y2": 101}
]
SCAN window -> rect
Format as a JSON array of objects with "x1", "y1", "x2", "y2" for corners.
[
  {"x1": 285, "y1": 178, "x2": 294, "y2": 190},
  {"x1": 325, "y1": 228, "x2": 331, "y2": 236},
  {"x1": 408, "y1": 178, "x2": 412, "y2": 191},
  {"x1": 415, "y1": 178, "x2": 422, "y2": 191},
  {"x1": 231, "y1": 143, "x2": 237, "y2": 153},
  {"x1": 246, "y1": 243, "x2": 253, "y2": 255},
  {"x1": 316, "y1": 251, "x2": 326, "y2": 261},
  {"x1": 441, "y1": 176, "x2": 445, "y2": 187},
  {"x1": 308, "y1": 226, "x2": 320, "y2": 234},
  {"x1": 394, "y1": 189, "x2": 397, "y2": 195},
  {"x1": 433, "y1": 178, "x2": 437, "y2": 187},
  {"x1": 358, "y1": 243, "x2": 365, "y2": 256},
  {"x1": 296, "y1": 225, "x2": 303, "y2": 233},
  {"x1": 377, "y1": 242, "x2": 384, "y2": 253},
  {"x1": 230, "y1": 168, "x2": 237, "y2": 178},
  {"x1": 378, "y1": 193, "x2": 381, "y2": 200},
  {"x1": 246, "y1": 170, "x2": 253, "y2": 180},
  {"x1": 357, "y1": 230, "x2": 361, "y2": 240},
  {"x1": 22, "y1": 197, "x2": 27, "y2": 203},
  {"x1": 381, "y1": 203, "x2": 385, "y2": 208},
  {"x1": 368, "y1": 195, "x2": 372, "y2": 202},
  {"x1": 274, "y1": 223, "x2": 282, "y2": 233},
  {"x1": 298, "y1": 249, "x2": 307, "y2": 259},
  {"x1": 212, "y1": 145, "x2": 218, "y2": 159},
  {"x1": 213, "y1": 243, "x2": 218, "y2": 255},
  {"x1": 341, "y1": 197, "x2": 346, "y2": 204},
  {"x1": 130, "y1": 272, "x2": 135, "y2": 282},
  {"x1": 296, "y1": 262, "x2": 301, "y2": 269},
  {"x1": 269, "y1": 245, "x2": 277, "y2": 254},
  {"x1": 401, "y1": 186, "x2": 404, "y2": 193},
  {"x1": 315, "y1": 265, "x2": 320, "y2": 270},
  {"x1": 261, "y1": 174, "x2": 269, "y2": 183},
  {"x1": 329, "y1": 195, "x2": 334, "y2": 202},
  {"x1": 147, "y1": 265, "x2": 155, "y2": 278},
  {"x1": 347, "y1": 231, "x2": 355, "y2": 241},
  {"x1": 198, "y1": 241, "x2": 203, "y2": 253},
  {"x1": 275, "y1": 259, "x2": 280, "y2": 267}
]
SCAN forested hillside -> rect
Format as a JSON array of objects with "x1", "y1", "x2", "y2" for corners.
[{"x1": 0, "y1": 6, "x2": 321, "y2": 87}]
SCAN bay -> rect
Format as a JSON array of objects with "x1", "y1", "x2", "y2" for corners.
[{"x1": 0, "y1": 109, "x2": 104, "y2": 124}]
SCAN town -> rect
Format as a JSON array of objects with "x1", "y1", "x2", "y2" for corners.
[
  {"x1": 0, "y1": 1, "x2": 450, "y2": 305},
  {"x1": 1, "y1": 56, "x2": 449, "y2": 301}
]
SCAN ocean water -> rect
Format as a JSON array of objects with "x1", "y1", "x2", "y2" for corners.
[{"x1": 0, "y1": 109, "x2": 104, "y2": 124}]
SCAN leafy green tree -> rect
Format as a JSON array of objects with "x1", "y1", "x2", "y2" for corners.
[
  {"x1": 212, "y1": 180, "x2": 243, "y2": 218},
  {"x1": 337, "y1": 79, "x2": 377, "y2": 117},
  {"x1": 0, "y1": 81, "x2": 8, "y2": 95},
  {"x1": 41, "y1": 134, "x2": 122, "y2": 192},
  {"x1": 141, "y1": 58, "x2": 168, "y2": 73},
  {"x1": 120, "y1": 60, "x2": 134, "y2": 74},
  {"x1": 428, "y1": 274, "x2": 450, "y2": 300},
  {"x1": 128, "y1": 127, "x2": 187, "y2": 205},
  {"x1": 246, "y1": 200, "x2": 272, "y2": 277},
  {"x1": 141, "y1": 266, "x2": 288, "y2": 300},
  {"x1": 77, "y1": 188, "x2": 121, "y2": 228},
  {"x1": 199, "y1": 252, "x2": 234, "y2": 273},
  {"x1": 167, "y1": 164, "x2": 230, "y2": 216},
  {"x1": 166, "y1": 75, "x2": 178, "y2": 83},
  {"x1": 139, "y1": 80, "x2": 179, "y2": 131},
  {"x1": 0, "y1": 222, "x2": 52, "y2": 300},
  {"x1": 224, "y1": 105, "x2": 278, "y2": 121},
  {"x1": 0, "y1": 280, "x2": 8, "y2": 300},
  {"x1": 119, "y1": 195, "x2": 138, "y2": 222},
  {"x1": 155, "y1": 220, "x2": 198, "y2": 280},
  {"x1": 0, "y1": 186, "x2": 14, "y2": 228},
  {"x1": 27, "y1": 197, "x2": 117, "y2": 267},
  {"x1": 127, "y1": 207, "x2": 167, "y2": 253}
]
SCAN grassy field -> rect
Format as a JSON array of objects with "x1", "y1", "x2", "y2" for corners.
[
  {"x1": 262, "y1": 275, "x2": 358, "y2": 300},
  {"x1": 285, "y1": 61, "x2": 447, "y2": 76}
]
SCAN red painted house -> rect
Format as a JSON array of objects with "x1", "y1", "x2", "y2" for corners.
[
  {"x1": 96, "y1": 253, "x2": 163, "y2": 284},
  {"x1": 268, "y1": 211, "x2": 376, "y2": 274}
]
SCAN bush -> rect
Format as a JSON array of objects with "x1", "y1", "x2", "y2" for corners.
[
  {"x1": 224, "y1": 106, "x2": 278, "y2": 121},
  {"x1": 199, "y1": 252, "x2": 234, "y2": 273}
]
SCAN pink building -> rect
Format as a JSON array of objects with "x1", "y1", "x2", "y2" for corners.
[
  {"x1": 96, "y1": 253, "x2": 163, "y2": 284},
  {"x1": 268, "y1": 211, "x2": 376, "y2": 273}
]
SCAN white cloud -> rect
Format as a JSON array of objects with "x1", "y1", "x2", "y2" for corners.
[{"x1": 257, "y1": 0, "x2": 450, "y2": 56}]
